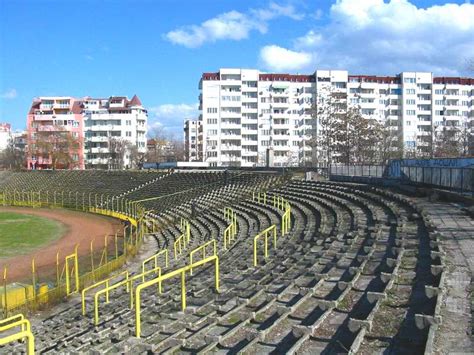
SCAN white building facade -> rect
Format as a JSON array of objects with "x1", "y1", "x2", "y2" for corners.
[
  {"x1": 0, "y1": 123, "x2": 11, "y2": 151},
  {"x1": 184, "y1": 119, "x2": 202, "y2": 162},
  {"x1": 82, "y1": 95, "x2": 148, "y2": 169},
  {"x1": 197, "y1": 68, "x2": 474, "y2": 167}
]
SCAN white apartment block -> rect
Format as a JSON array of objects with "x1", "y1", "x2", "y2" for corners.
[
  {"x1": 0, "y1": 123, "x2": 11, "y2": 151},
  {"x1": 184, "y1": 119, "x2": 202, "y2": 162},
  {"x1": 197, "y1": 68, "x2": 474, "y2": 167},
  {"x1": 82, "y1": 95, "x2": 148, "y2": 169}
]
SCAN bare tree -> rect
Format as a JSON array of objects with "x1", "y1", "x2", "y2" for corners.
[
  {"x1": 308, "y1": 89, "x2": 344, "y2": 166},
  {"x1": 108, "y1": 137, "x2": 128, "y2": 169},
  {"x1": 32, "y1": 127, "x2": 81, "y2": 169},
  {"x1": 375, "y1": 120, "x2": 404, "y2": 164},
  {"x1": 128, "y1": 144, "x2": 145, "y2": 169},
  {"x1": 434, "y1": 127, "x2": 460, "y2": 157},
  {"x1": 0, "y1": 139, "x2": 26, "y2": 170},
  {"x1": 146, "y1": 128, "x2": 185, "y2": 163}
]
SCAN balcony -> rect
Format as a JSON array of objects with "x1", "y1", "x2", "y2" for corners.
[
  {"x1": 221, "y1": 144, "x2": 241, "y2": 151},
  {"x1": 88, "y1": 136, "x2": 109, "y2": 142},
  {"x1": 37, "y1": 125, "x2": 56, "y2": 132},
  {"x1": 89, "y1": 147, "x2": 109, "y2": 154}
]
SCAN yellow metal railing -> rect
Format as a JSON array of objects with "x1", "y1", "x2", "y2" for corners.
[
  {"x1": 281, "y1": 201, "x2": 291, "y2": 236},
  {"x1": 0, "y1": 314, "x2": 35, "y2": 354},
  {"x1": 190, "y1": 240, "x2": 216, "y2": 275},
  {"x1": 174, "y1": 219, "x2": 191, "y2": 259},
  {"x1": 81, "y1": 271, "x2": 129, "y2": 315},
  {"x1": 253, "y1": 225, "x2": 277, "y2": 267},
  {"x1": 134, "y1": 255, "x2": 219, "y2": 338},
  {"x1": 252, "y1": 190, "x2": 267, "y2": 204},
  {"x1": 93, "y1": 266, "x2": 161, "y2": 325},
  {"x1": 223, "y1": 207, "x2": 238, "y2": 250},
  {"x1": 142, "y1": 249, "x2": 169, "y2": 275}
]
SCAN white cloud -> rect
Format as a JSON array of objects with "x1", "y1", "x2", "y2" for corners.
[
  {"x1": 259, "y1": 0, "x2": 474, "y2": 75},
  {"x1": 294, "y1": 30, "x2": 323, "y2": 49},
  {"x1": 164, "y1": 2, "x2": 303, "y2": 48},
  {"x1": 0, "y1": 88, "x2": 17, "y2": 99},
  {"x1": 148, "y1": 103, "x2": 199, "y2": 134},
  {"x1": 259, "y1": 45, "x2": 312, "y2": 71}
]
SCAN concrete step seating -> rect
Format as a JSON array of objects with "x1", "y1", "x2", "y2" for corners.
[{"x1": 3, "y1": 179, "x2": 446, "y2": 354}]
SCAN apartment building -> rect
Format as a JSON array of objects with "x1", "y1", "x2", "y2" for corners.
[
  {"x1": 0, "y1": 123, "x2": 11, "y2": 151},
  {"x1": 184, "y1": 119, "x2": 202, "y2": 162},
  {"x1": 196, "y1": 68, "x2": 474, "y2": 167},
  {"x1": 26, "y1": 95, "x2": 147, "y2": 170}
]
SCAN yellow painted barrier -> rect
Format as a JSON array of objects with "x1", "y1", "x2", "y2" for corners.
[
  {"x1": 81, "y1": 271, "x2": 129, "y2": 315},
  {"x1": 142, "y1": 249, "x2": 169, "y2": 276},
  {"x1": 223, "y1": 208, "x2": 238, "y2": 250},
  {"x1": 89, "y1": 208, "x2": 138, "y2": 227},
  {"x1": 173, "y1": 234, "x2": 186, "y2": 259},
  {"x1": 253, "y1": 225, "x2": 277, "y2": 267},
  {"x1": 0, "y1": 314, "x2": 35, "y2": 354},
  {"x1": 135, "y1": 255, "x2": 219, "y2": 338},
  {"x1": 64, "y1": 245, "x2": 79, "y2": 295},
  {"x1": 281, "y1": 201, "x2": 291, "y2": 236},
  {"x1": 93, "y1": 266, "x2": 161, "y2": 325},
  {"x1": 190, "y1": 239, "x2": 216, "y2": 275}
]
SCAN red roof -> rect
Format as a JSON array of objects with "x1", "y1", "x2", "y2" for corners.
[
  {"x1": 129, "y1": 94, "x2": 142, "y2": 106},
  {"x1": 433, "y1": 77, "x2": 474, "y2": 85}
]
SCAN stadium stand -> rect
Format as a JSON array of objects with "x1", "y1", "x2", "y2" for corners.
[{"x1": 1, "y1": 170, "x2": 471, "y2": 353}]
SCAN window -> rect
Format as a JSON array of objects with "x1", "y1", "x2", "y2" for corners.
[
  {"x1": 261, "y1": 129, "x2": 270, "y2": 135},
  {"x1": 404, "y1": 77, "x2": 416, "y2": 83},
  {"x1": 406, "y1": 110, "x2": 416, "y2": 115},
  {"x1": 391, "y1": 88, "x2": 402, "y2": 95},
  {"x1": 207, "y1": 129, "x2": 217, "y2": 136},
  {"x1": 261, "y1": 140, "x2": 270, "y2": 146},
  {"x1": 261, "y1": 109, "x2": 271, "y2": 114},
  {"x1": 207, "y1": 108, "x2": 217, "y2": 113},
  {"x1": 261, "y1": 98, "x2": 267, "y2": 103},
  {"x1": 126, "y1": 131, "x2": 132, "y2": 137},
  {"x1": 406, "y1": 99, "x2": 415, "y2": 105},
  {"x1": 207, "y1": 118, "x2": 218, "y2": 124},
  {"x1": 435, "y1": 100, "x2": 444, "y2": 105},
  {"x1": 126, "y1": 120, "x2": 131, "y2": 125},
  {"x1": 435, "y1": 89, "x2": 444, "y2": 95},
  {"x1": 406, "y1": 120, "x2": 411, "y2": 126},
  {"x1": 406, "y1": 89, "x2": 415, "y2": 94}
]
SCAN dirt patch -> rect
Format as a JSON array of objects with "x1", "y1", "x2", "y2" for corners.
[{"x1": 0, "y1": 206, "x2": 122, "y2": 282}]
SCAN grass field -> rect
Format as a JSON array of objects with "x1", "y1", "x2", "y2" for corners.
[{"x1": 0, "y1": 212, "x2": 65, "y2": 258}]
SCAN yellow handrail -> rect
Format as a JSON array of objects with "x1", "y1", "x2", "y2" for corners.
[
  {"x1": 81, "y1": 270, "x2": 129, "y2": 315},
  {"x1": 135, "y1": 255, "x2": 219, "y2": 338},
  {"x1": 142, "y1": 249, "x2": 169, "y2": 275},
  {"x1": 190, "y1": 239, "x2": 216, "y2": 275},
  {"x1": 0, "y1": 314, "x2": 34, "y2": 354},
  {"x1": 253, "y1": 225, "x2": 277, "y2": 266},
  {"x1": 173, "y1": 234, "x2": 186, "y2": 259},
  {"x1": 93, "y1": 266, "x2": 161, "y2": 325}
]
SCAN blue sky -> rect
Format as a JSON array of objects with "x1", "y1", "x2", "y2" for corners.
[{"x1": 1, "y1": 0, "x2": 473, "y2": 135}]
